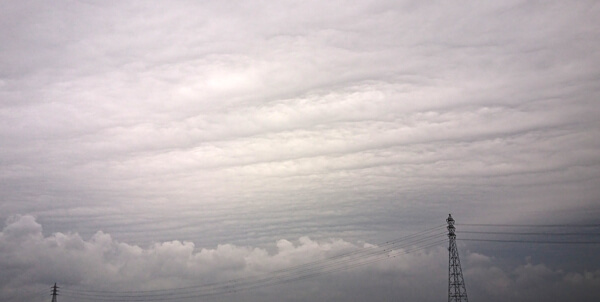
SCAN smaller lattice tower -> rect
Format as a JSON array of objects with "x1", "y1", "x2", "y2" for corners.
[
  {"x1": 51, "y1": 283, "x2": 59, "y2": 302},
  {"x1": 447, "y1": 214, "x2": 468, "y2": 302}
]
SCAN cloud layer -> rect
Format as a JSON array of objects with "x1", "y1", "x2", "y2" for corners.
[
  {"x1": 1, "y1": 1, "x2": 599, "y2": 300},
  {"x1": 1, "y1": 0, "x2": 598, "y2": 245}
]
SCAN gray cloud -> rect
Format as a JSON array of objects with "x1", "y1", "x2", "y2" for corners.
[
  {"x1": 1, "y1": 0, "x2": 599, "y2": 300},
  {"x1": 2, "y1": 216, "x2": 600, "y2": 302}
]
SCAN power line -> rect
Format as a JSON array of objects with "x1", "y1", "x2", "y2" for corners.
[
  {"x1": 60, "y1": 226, "x2": 448, "y2": 301},
  {"x1": 459, "y1": 238, "x2": 600, "y2": 244},
  {"x1": 56, "y1": 221, "x2": 600, "y2": 301},
  {"x1": 64, "y1": 224, "x2": 445, "y2": 294},
  {"x1": 61, "y1": 235, "x2": 446, "y2": 300},
  {"x1": 62, "y1": 225, "x2": 445, "y2": 296},
  {"x1": 460, "y1": 230, "x2": 600, "y2": 236},
  {"x1": 457, "y1": 223, "x2": 600, "y2": 228},
  {"x1": 61, "y1": 238, "x2": 447, "y2": 301}
]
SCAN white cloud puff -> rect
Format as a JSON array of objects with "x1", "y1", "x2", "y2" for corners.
[{"x1": 1, "y1": 216, "x2": 599, "y2": 302}]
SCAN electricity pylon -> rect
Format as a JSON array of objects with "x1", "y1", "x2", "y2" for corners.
[
  {"x1": 447, "y1": 214, "x2": 468, "y2": 302},
  {"x1": 51, "y1": 283, "x2": 59, "y2": 302}
]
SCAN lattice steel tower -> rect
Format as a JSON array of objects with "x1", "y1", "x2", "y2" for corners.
[
  {"x1": 51, "y1": 283, "x2": 59, "y2": 302},
  {"x1": 447, "y1": 214, "x2": 468, "y2": 302}
]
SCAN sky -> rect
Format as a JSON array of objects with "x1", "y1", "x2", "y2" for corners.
[{"x1": 1, "y1": 0, "x2": 599, "y2": 301}]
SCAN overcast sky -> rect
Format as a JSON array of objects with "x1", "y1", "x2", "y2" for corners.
[{"x1": 1, "y1": 1, "x2": 599, "y2": 301}]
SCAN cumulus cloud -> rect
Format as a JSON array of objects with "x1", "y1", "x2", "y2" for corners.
[
  {"x1": 467, "y1": 258, "x2": 600, "y2": 302},
  {"x1": 0, "y1": 215, "x2": 441, "y2": 301},
  {"x1": 1, "y1": 216, "x2": 599, "y2": 302}
]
